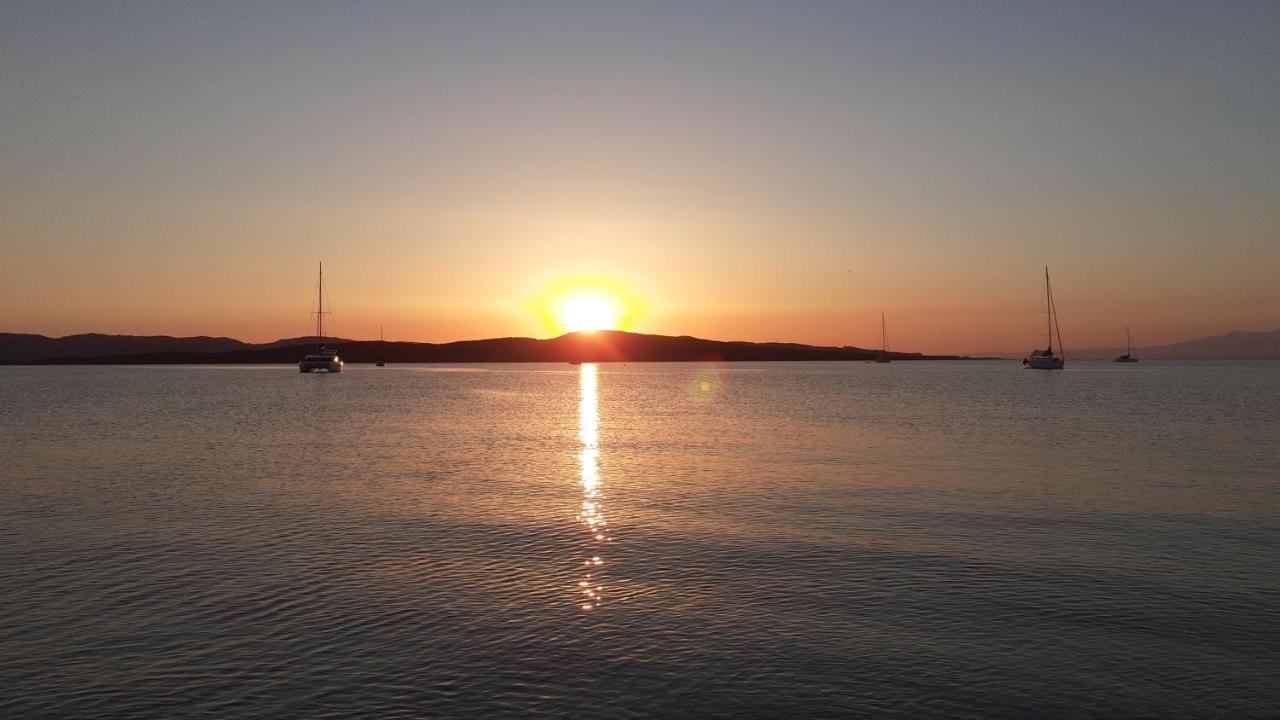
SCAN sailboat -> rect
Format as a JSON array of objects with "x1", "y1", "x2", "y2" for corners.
[
  {"x1": 1113, "y1": 327, "x2": 1138, "y2": 363},
  {"x1": 376, "y1": 324, "x2": 386, "y2": 367},
  {"x1": 298, "y1": 262, "x2": 344, "y2": 373},
  {"x1": 874, "y1": 312, "x2": 892, "y2": 363},
  {"x1": 1023, "y1": 267, "x2": 1065, "y2": 370}
]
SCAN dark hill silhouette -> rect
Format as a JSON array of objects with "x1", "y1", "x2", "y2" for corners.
[
  {"x1": 6, "y1": 330, "x2": 963, "y2": 364},
  {"x1": 0, "y1": 333, "x2": 250, "y2": 362},
  {"x1": 255, "y1": 336, "x2": 355, "y2": 350}
]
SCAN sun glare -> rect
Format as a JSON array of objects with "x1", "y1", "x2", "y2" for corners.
[
  {"x1": 553, "y1": 290, "x2": 623, "y2": 333},
  {"x1": 532, "y1": 278, "x2": 641, "y2": 335}
]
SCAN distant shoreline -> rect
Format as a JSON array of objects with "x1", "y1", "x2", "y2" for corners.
[
  {"x1": 8, "y1": 357, "x2": 1000, "y2": 366},
  {"x1": 5, "y1": 327, "x2": 1278, "y2": 364},
  {"x1": 2, "y1": 330, "x2": 972, "y2": 365}
]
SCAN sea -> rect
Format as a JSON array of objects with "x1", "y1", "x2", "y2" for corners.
[{"x1": 2, "y1": 361, "x2": 1277, "y2": 719}]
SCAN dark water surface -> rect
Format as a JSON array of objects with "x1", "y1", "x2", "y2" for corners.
[{"x1": 2, "y1": 361, "x2": 1278, "y2": 718}]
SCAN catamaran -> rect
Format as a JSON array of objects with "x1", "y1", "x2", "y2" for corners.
[
  {"x1": 298, "y1": 262, "x2": 344, "y2": 373},
  {"x1": 874, "y1": 312, "x2": 892, "y2": 363},
  {"x1": 1023, "y1": 267, "x2": 1065, "y2": 370},
  {"x1": 1113, "y1": 327, "x2": 1138, "y2": 363}
]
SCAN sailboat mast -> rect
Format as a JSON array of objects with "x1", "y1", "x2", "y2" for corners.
[
  {"x1": 1045, "y1": 266, "x2": 1053, "y2": 351},
  {"x1": 1127, "y1": 326, "x2": 1133, "y2": 355},
  {"x1": 1049, "y1": 271, "x2": 1064, "y2": 360},
  {"x1": 317, "y1": 262, "x2": 324, "y2": 343},
  {"x1": 881, "y1": 312, "x2": 888, "y2": 353}
]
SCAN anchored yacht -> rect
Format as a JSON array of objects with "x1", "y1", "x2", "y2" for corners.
[
  {"x1": 299, "y1": 262, "x2": 344, "y2": 373},
  {"x1": 1023, "y1": 267, "x2": 1065, "y2": 370},
  {"x1": 1113, "y1": 327, "x2": 1138, "y2": 363},
  {"x1": 874, "y1": 312, "x2": 892, "y2": 363},
  {"x1": 299, "y1": 348, "x2": 343, "y2": 373}
]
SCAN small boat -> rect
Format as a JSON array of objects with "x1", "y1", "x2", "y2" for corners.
[
  {"x1": 376, "y1": 324, "x2": 386, "y2": 366},
  {"x1": 299, "y1": 262, "x2": 344, "y2": 373},
  {"x1": 1113, "y1": 327, "x2": 1138, "y2": 363},
  {"x1": 300, "y1": 347, "x2": 343, "y2": 373},
  {"x1": 874, "y1": 312, "x2": 892, "y2": 363},
  {"x1": 569, "y1": 361, "x2": 582, "y2": 366},
  {"x1": 1023, "y1": 267, "x2": 1065, "y2": 370}
]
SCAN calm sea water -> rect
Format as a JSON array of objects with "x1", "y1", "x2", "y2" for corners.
[{"x1": 2, "y1": 361, "x2": 1278, "y2": 718}]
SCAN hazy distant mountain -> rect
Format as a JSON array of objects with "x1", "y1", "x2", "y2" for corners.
[
  {"x1": 3, "y1": 330, "x2": 962, "y2": 364},
  {"x1": 0, "y1": 333, "x2": 250, "y2": 362},
  {"x1": 1076, "y1": 329, "x2": 1280, "y2": 360},
  {"x1": 983, "y1": 329, "x2": 1280, "y2": 360}
]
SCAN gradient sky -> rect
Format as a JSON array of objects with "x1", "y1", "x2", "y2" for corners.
[{"x1": 3, "y1": 1, "x2": 1278, "y2": 353}]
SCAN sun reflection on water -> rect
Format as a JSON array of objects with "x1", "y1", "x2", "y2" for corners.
[{"x1": 577, "y1": 363, "x2": 610, "y2": 610}]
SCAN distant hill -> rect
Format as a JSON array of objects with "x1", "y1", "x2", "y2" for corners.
[
  {"x1": 254, "y1": 336, "x2": 355, "y2": 350},
  {"x1": 983, "y1": 329, "x2": 1280, "y2": 360},
  {"x1": 2, "y1": 330, "x2": 963, "y2": 364},
  {"x1": 1075, "y1": 329, "x2": 1280, "y2": 360},
  {"x1": 0, "y1": 333, "x2": 250, "y2": 362}
]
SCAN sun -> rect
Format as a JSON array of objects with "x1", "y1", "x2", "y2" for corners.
[
  {"x1": 532, "y1": 278, "x2": 641, "y2": 335},
  {"x1": 553, "y1": 290, "x2": 623, "y2": 332}
]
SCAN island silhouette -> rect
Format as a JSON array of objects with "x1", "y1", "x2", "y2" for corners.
[
  {"x1": 2, "y1": 330, "x2": 963, "y2": 364},
  {"x1": 6, "y1": 328, "x2": 1279, "y2": 364}
]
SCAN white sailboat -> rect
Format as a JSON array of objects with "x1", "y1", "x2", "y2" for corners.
[
  {"x1": 874, "y1": 312, "x2": 892, "y2": 363},
  {"x1": 1023, "y1": 267, "x2": 1065, "y2": 370},
  {"x1": 1113, "y1": 327, "x2": 1138, "y2": 363},
  {"x1": 298, "y1": 262, "x2": 344, "y2": 373},
  {"x1": 376, "y1": 324, "x2": 386, "y2": 367}
]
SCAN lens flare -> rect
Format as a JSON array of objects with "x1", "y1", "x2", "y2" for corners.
[{"x1": 689, "y1": 366, "x2": 722, "y2": 403}]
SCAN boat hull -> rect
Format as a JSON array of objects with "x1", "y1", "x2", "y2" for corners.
[
  {"x1": 1023, "y1": 356, "x2": 1064, "y2": 370},
  {"x1": 299, "y1": 360, "x2": 344, "y2": 373}
]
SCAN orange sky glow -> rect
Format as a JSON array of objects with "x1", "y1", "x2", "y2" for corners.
[{"x1": 2, "y1": 4, "x2": 1278, "y2": 354}]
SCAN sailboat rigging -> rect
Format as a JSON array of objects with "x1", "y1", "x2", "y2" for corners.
[
  {"x1": 298, "y1": 262, "x2": 344, "y2": 373},
  {"x1": 874, "y1": 312, "x2": 892, "y2": 363},
  {"x1": 1113, "y1": 327, "x2": 1138, "y2": 363},
  {"x1": 1023, "y1": 267, "x2": 1065, "y2": 370}
]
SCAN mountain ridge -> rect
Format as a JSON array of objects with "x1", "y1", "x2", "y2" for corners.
[
  {"x1": 3, "y1": 330, "x2": 958, "y2": 364},
  {"x1": 7, "y1": 327, "x2": 1277, "y2": 364},
  {"x1": 975, "y1": 328, "x2": 1280, "y2": 360}
]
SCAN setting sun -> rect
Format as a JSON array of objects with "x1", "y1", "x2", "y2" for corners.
[
  {"x1": 532, "y1": 277, "x2": 642, "y2": 336},
  {"x1": 553, "y1": 291, "x2": 623, "y2": 333}
]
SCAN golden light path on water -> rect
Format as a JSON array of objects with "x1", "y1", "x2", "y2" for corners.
[{"x1": 577, "y1": 363, "x2": 608, "y2": 610}]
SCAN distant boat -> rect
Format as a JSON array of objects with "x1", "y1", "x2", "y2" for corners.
[
  {"x1": 376, "y1": 324, "x2": 386, "y2": 366},
  {"x1": 874, "y1": 312, "x2": 892, "y2": 363},
  {"x1": 299, "y1": 262, "x2": 344, "y2": 373},
  {"x1": 1113, "y1": 327, "x2": 1138, "y2": 363},
  {"x1": 1023, "y1": 267, "x2": 1065, "y2": 370}
]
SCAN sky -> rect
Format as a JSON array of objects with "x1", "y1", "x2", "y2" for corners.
[{"x1": 2, "y1": 1, "x2": 1278, "y2": 353}]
